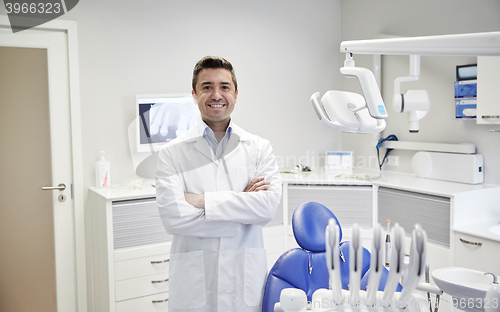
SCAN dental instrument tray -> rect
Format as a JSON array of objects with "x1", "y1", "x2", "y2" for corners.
[{"x1": 275, "y1": 222, "x2": 444, "y2": 312}]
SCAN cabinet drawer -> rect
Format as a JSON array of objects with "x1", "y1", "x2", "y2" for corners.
[
  {"x1": 115, "y1": 292, "x2": 169, "y2": 312},
  {"x1": 112, "y1": 198, "x2": 172, "y2": 249},
  {"x1": 115, "y1": 272, "x2": 169, "y2": 301},
  {"x1": 115, "y1": 253, "x2": 170, "y2": 281},
  {"x1": 454, "y1": 232, "x2": 500, "y2": 274}
]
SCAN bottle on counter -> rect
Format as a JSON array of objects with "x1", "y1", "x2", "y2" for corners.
[{"x1": 95, "y1": 151, "x2": 111, "y2": 187}]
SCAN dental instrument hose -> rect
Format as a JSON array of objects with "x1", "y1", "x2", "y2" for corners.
[{"x1": 376, "y1": 134, "x2": 398, "y2": 170}]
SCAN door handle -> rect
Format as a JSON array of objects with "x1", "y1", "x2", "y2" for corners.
[{"x1": 42, "y1": 183, "x2": 66, "y2": 191}]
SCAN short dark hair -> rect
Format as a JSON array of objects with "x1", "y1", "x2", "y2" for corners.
[{"x1": 192, "y1": 56, "x2": 237, "y2": 93}]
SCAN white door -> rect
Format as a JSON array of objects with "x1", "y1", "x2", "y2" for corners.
[{"x1": 0, "y1": 26, "x2": 79, "y2": 311}]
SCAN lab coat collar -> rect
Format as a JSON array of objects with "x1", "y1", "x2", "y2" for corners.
[
  {"x1": 186, "y1": 119, "x2": 251, "y2": 142},
  {"x1": 186, "y1": 120, "x2": 250, "y2": 162},
  {"x1": 195, "y1": 119, "x2": 250, "y2": 141}
]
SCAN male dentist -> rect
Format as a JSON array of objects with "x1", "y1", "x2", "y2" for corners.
[{"x1": 156, "y1": 56, "x2": 282, "y2": 311}]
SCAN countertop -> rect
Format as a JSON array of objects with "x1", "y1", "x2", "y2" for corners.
[
  {"x1": 90, "y1": 167, "x2": 500, "y2": 200},
  {"x1": 281, "y1": 168, "x2": 500, "y2": 198},
  {"x1": 90, "y1": 182, "x2": 157, "y2": 201},
  {"x1": 454, "y1": 219, "x2": 500, "y2": 243}
]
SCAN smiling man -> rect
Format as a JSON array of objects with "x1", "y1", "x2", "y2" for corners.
[{"x1": 155, "y1": 56, "x2": 282, "y2": 312}]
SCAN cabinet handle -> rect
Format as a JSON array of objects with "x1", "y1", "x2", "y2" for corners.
[
  {"x1": 151, "y1": 259, "x2": 170, "y2": 264},
  {"x1": 152, "y1": 298, "x2": 169, "y2": 303},
  {"x1": 482, "y1": 115, "x2": 500, "y2": 119},
  {"x1": 460, "y1": 238, "x2": 483, "y2": 246},
  {"x1": 152, "y1": 278, "x2": 169, "y2": 284}
]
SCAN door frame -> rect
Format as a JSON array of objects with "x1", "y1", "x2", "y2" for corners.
[{"x1": 0, "y1": 16, "x2": 86, "y2": 311}]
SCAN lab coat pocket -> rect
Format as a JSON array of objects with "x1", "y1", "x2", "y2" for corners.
[
  {"x1": 169, "y1": 250, "x2": 206, "y2": 309},
  {"x1": 244, "y1": 247, "x2": 268, "y2": 307}
]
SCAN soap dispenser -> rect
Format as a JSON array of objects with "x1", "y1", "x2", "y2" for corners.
[{"x1": 95, "y1": 151, "x2": 111, "y2": 187}]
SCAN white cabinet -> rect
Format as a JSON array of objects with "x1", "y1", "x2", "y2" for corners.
[
  {"x1": 454, "y1": 232, "x2": 500, "y2": 274},
  {"x1": 477, "y1": 56, "x2": 500, "y2": 125},
  {"x1": 88, "y1": 187, "x2": 173, "y2": 312}
]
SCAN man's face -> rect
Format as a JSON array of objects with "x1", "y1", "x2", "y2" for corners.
[{"x1": 192, "y1": 68, "x2": 238, "y2": 127}]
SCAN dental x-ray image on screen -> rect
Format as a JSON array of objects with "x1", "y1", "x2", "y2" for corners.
[{"x1": 136, "y1": 94, "x2": 200, "y2": 152}]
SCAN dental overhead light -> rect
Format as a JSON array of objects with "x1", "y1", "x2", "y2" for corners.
[
  {"x1": 311, "y1": 53, "x2": 387, "y2": 134},
  {"x1": 312, "y1": 31, "x2": 500, "y2": 134}
]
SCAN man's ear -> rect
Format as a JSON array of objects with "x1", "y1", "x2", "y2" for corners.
[
  {"x1": 191, "y1": 90, "x2": 197, "y2": 103},
  {"x1": 234, "y1": 89, "x2": 238, "y2": 102}
]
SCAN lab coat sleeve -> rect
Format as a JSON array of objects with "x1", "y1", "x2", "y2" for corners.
[
  {"x1": 155, "y1": 147, "x2": 241, "y2": 237},
  {"x1": 204, "y1": 139, "x2": 282, "y2": 226}
]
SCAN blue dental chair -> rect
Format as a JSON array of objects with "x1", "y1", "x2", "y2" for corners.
[{"x1": 261, "y1": 202, "x2": 401, "y2": 312}]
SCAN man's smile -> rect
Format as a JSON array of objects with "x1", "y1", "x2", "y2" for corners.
[{"x1": 207, "y1": 103, "x2": 226, "y2": 108}]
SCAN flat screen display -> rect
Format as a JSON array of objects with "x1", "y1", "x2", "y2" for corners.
[{"x1": 136, "y1": 94, "x2": 200, "y2": 152}]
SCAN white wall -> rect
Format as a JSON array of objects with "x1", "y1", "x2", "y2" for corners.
[
  {"x1": 58, "y1": 1, "x2": 343, "y2": 307},
  {"x1": 60, "y1": 0, "x2": 342, "y2": 192},
  {"x1": 340, "y1": 0, "x2": 500, "y2": 185}
]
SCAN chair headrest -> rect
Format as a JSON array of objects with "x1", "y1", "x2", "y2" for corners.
[{"x1": 292, "y1": 202, "x2": 342, "y2": 252}]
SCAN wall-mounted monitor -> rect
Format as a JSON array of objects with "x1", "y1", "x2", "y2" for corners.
[{"x1": 136, "y1": 93, "x2": 200, "y2": 153}]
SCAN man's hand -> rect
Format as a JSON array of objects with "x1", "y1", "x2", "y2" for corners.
[
  {"x1": 184, "y1": 193, "x2": 205, "y2": 209},
  {"x1": 244, "y1": 176, "x2": 270, "y2": 192}
]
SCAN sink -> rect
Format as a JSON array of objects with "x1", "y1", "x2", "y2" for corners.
[
  {"x1": 432, "y1": 267, "x2": 496, "y2": 300},
  {"x1": 488, "y1": 224, "x2": 500, "y2": 236}
]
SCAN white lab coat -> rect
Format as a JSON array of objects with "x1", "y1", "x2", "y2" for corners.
[{"x1": 156, "y1": 121, "x2": 282, "y2": 312}]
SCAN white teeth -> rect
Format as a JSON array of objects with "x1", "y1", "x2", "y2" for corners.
[{"x1": 209, "y1": 104, "x2": 224, "y2": 108}]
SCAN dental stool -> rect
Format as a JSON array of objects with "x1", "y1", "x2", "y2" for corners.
[{"x1": 261, "y1": 201, "x2": 400, "y2": 312}]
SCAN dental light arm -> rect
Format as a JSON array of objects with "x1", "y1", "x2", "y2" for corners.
[{"x1": 341, "y1": 54, "x2": 388, "y2": 119}]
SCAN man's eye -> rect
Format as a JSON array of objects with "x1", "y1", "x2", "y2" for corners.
[{"x1": 203, "y1": 86, "x2": 211, "y2": 90}]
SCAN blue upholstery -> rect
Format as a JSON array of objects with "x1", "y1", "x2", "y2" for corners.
[
  {"x1": 292, "y1": 201, "x2": 342, "y2": 251},
  {"x1": 261, "y1": 202, "x2": 400, "y2": 312}
]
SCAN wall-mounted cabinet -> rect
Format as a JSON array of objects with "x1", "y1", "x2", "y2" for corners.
[{"x1": 477, "y1": 56, "x2": 500, "y2": 125}]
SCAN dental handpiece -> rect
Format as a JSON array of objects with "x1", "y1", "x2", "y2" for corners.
[
  {"x1": 382, "y1": 224, "x2": 405, "y2": 307},
  {"x1": 349, "y1": 223, "x2": 362, "y2": 306},
  {"x1": 385, "y1": 219, "x2": 391, "y2": 267},
  {"x1": 326, "y1": 219, "x2": 343, "y2": 305},
  {"x1": 398, "y1": 224, "x2": 427, "y2": 305},
  {"x1": 366, "y1": 223, "x2": 384, "y2": 306}
]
